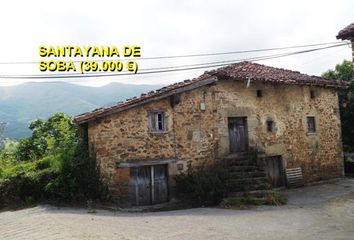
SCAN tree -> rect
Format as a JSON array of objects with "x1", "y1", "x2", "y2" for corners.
[
  {"x1": 14, "y1": 113, "x2": 78, "y2": 162},
  {"x1": 0, "y1": 113, "x2": 105, "y2": 205},
  {"x1": 322, "y1": 60, "x2": 354, "y2": 151},
  {"x1": 0, "y1": 122, "x2": 6, "y2": 149},
  {"x1": 0, "y1": 139, "x2": 18, "y2": 168}
]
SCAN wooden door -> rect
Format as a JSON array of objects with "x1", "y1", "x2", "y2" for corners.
[
  {"x1": 129, "y1": 164, "x2": 168, "y2": 206},
  {"x1": 153, "y1": 165, "x2": 168, "y2": 204},
  {"x1": 130, "y1": 166, "x2": 152, "y2": 206},
  {"x1": 265, "y1": 156, "x2": 284, "y2": 187},
  {"x1": 228, "y1": 117, "x2": 248, "y2": 153}
]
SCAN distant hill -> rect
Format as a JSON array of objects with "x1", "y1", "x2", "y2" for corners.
[{"x1": 0, "y1": 82, "x2": 162, "y2": 139}]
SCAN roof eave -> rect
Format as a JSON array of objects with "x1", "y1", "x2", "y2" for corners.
[
  {"x1": 214, "y1": 73, "x2": 349, "y2": 90},
  {"x1": 74, "y1": 76, "x2": 218, "y2": 125}
]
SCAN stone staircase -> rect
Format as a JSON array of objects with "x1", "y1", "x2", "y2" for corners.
[{"x1": 223, "y1": 152, "x2": 271, "y2": 198}]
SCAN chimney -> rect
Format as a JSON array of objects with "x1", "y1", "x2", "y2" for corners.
[{"x1": 337, "y1": 23, "x2": 354, "y2": 63}]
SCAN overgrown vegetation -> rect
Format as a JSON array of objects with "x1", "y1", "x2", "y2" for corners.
[
  {"x1": 322, "y1": 60, "x2": 354, "y2": 152},
  {"x1": 344, "y1": 154, "x2": 354, "y2": 177},
  {"x1": 175, "y1": 165, "x2": 287, "y2": 207},
  {"x1": 0, "y1": 113, "x2": 106, "y2": 208},
  {"x1": 219, "y1": 189, "x2": 287, "y2": 209},
  {"x1": 175, "y1": 166, "x2": 229, "y2": 206}
]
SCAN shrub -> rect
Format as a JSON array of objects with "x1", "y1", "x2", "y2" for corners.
[
  {"x1": 265, "y1": 189, "x2": 288, "y2": 205},
  {"x1": 175, "y1": 166, "x2": 229, "y2": 206},
  {"x1": 0, "y1": 113, "x2": 107, "y2": 208},
  {"x1": 344, "y1": 155, "x2": 354, "y2": 175},
  {"x1": 0, "y1": 168, "x2": 57, "y2": 208},
  {"x1": 44, "y1": 145, "x2": 106, "y2": 201},
  {"x1": 219, "y1": 189, "x2": 287, "y2": 209},
  {"x1": 219, "y1": 196, "x2": 268, "y2": 208}
]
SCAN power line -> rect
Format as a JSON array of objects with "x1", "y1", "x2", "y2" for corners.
[
  {"x1": 0, "y1": 42, "x2": 348, "y2": 80},
  {"x1": 136, "y1": 41, "x2": 349, "y2": 60},
  {"x1": 135, "y1": 43, "x2": 349, "y2": 71},
  {"x1": 0, "y1": 43, "x2": 347, "y2": 80},
  {"x1": 0, "y1": 41, "x2": 349, "y2": 65}
]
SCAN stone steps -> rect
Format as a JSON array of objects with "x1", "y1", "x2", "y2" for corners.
[
  {"x1": 222, "y1": 153, "x2": 270, "y2": 198},
  {"x1": 225, "y1": 159, "x2": 255, "y2": 166},
  {"x1": 228, "y1": 176, "x2": 268, "y2": 185},
  {"x1": 228, "y1": 165, "x2": 263, "y2": 172},
  {"x1": 228, "y1": 183, "x2": 268, "y2": 192},
  {"x1": 229, "y1": 189, "x2": 273, "y2": 198},
  {"x1": 228, "y1": 177, "x2": 269, "y2": 192},
  {"x1": 229, "y1": 171, "x2": 267, "y2": 178}
]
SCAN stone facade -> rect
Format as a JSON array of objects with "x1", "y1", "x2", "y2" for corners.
[{"x1": 86, "y1": 79, "x2": 344, "y2": 203}]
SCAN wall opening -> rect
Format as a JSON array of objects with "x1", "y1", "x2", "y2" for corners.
[
  {"x1": 228, "y1": 117, "x2": 248, "y2": 153},
  {"x1": 310, "y1": 90, "x2": 315, "y2": 99},
  {"x1": 129, "y1": 164, "x2": 169, "y2": 206},
  {"x1": 266, "y1": 120, "x2": 274, "y2": 132}
]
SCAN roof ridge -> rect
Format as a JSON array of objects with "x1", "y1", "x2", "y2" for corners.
[{"x1": 213, "y1": 61, "x2": 328, "y2": 79}]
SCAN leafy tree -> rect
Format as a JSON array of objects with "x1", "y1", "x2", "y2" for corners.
[
  {"x1": 322, "y1": 60, "x2": 354, "y2": 151},
  {"x1": 0, "y1": 113, "x2": 106, "y2": 206},
  {"x1": 0, "y1": 139, "x2": 18, "y2": 169},
  {"x1": 15, "y1": 113, "x2": 77, "y2": 162},
  {"x1": 0, "y1": 122, "x2": 6, "y2": 149}
]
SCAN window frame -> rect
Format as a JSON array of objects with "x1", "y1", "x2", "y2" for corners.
[
  {"x1": 149, "y1": 111, "x2": 167, "y2": 133},
  {"x1": 266, "y1": 120, "x2": 274, "y2": 133},
  {"x1": 306, "y1": 116, "x2": 316, "y2": 135},
  {"x1": 310, "y1": 89, "x2": 315, "y2": 99}
]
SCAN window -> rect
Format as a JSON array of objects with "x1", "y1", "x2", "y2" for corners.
[
  {"x1": 266, "y1": 120, "x2": 274, "y2": 132},
  {"x1": 307, "y1": 116, "x2": 316, "y2": 133},
  {"x1": 310, "y1": 90, "x2": 315, "y2": 99},
  {"x1": 257, "y1": 90, "x2": 263, "y2": 98},
  {"x1": 149, "y1": 111, "x2": 166, "y2": 132}
]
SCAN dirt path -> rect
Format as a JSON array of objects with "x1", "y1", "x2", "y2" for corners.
[{"x1": 0, "y1": 178, "x2": 353, "y2": 240}]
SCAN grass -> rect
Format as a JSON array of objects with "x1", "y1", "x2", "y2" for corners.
[{"x1": 220, "y1": 189, "x2": 287, "y2": 209}]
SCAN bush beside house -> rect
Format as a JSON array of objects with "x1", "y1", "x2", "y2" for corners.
[{"x1": 0, "y1": 113, "x2": 106, "y2": 208}]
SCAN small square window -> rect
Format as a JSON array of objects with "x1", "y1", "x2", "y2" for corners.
[
  {"x1": 266, "y1": 120, "x2": 274, "y2": 132},
  {"x1": 177, "y1": 163, "x2": 184, "y2": 171},
  {"x1": 310, "y1": 90, "x2": 315, "y2": 99},
  {"x1": 149, "y1": 111, "x2": 166, "y2": 132},
  {"x1": 257, "y1": 90, "x2": 263, "y2": 98},
  {"x1": 307, "y1": 116, "x2": 316, "y2": 133}
]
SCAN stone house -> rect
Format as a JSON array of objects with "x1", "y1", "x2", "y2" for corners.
[{"x1": 74, "y1": 61, "x2": 348, "y2": 206}]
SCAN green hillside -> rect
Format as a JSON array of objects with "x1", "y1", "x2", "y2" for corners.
[{"x1": 0, "y1": 82, "x2": 162, "y2": 139}]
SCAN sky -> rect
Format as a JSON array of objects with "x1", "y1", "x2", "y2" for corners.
[{"x1": 0, "y1": 0, "x2": 353, "y2": 87}]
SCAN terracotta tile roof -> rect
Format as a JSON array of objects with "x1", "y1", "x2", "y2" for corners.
[
  {"x1": 74, "y1": 61, "x2": 348, "y2": 124},
  {"x1": 337, "y1": 23, "x2": 354, "y2": 40},
  {"x1": 207, "y1": 62, "x2": 348, "y2": 88},
  {"x1": 74, "y1": 74, "x2": 216, "y2": 124}
]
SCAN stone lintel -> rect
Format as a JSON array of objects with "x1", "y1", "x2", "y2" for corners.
[{"x1": 118, "y1": 158, "x2": 177, "y2": 168}]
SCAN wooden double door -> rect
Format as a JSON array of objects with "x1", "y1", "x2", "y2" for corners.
[
  {"x1": 129, "y1": 164, "x2": 168, "y2": 206},
  {"x1": 228, "y1": 117, "x2": 248, "y2": 153}
]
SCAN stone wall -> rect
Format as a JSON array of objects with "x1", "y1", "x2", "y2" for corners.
[
  {"x1": 214, "y1": 80, "x2": 343, "y2": 182},
  {"x1": 88, "y1": 98, "x2": 176, "y2": 202},
  {"x1": 87, "y1": 79, "x2": 344, "y2": 202}
]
